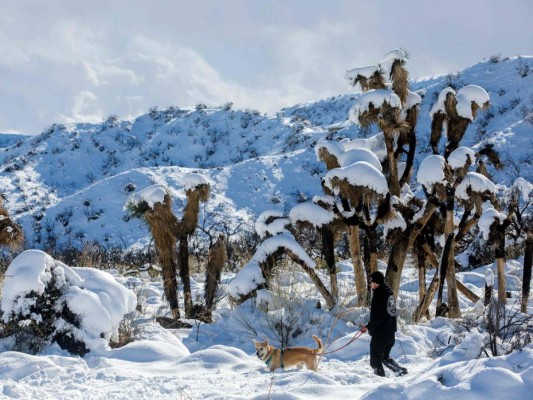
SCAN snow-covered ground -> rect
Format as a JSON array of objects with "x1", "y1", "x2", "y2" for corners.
[{"x1": 1, "y1": 255, "x2": 531, "y2": 399}]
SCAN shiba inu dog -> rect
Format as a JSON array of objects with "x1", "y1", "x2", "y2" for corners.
[{"x1": 254, "y1": 335, "x2": 323, "y2": 371}]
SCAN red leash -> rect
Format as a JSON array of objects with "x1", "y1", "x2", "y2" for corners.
[{"x1": 321, "y1": 327, "x2": 366, "y2": 356}]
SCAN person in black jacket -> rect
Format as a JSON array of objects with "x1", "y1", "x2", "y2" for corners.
[{"x1": 364, "y1": 271, "x2": 407, "y2": 377}]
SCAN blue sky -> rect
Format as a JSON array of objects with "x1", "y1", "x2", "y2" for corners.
[{"x1": 1, "y1": 0, "x2": 531, "y2": 134}]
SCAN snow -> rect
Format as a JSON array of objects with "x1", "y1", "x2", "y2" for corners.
[
  {"x1": 182, "y1": 172, "x2": 209, "y2": 191},
  {"x1": 1, "y1": 250, "x2": 137, "y2": 351},
  {"x1": 456, "y1": 172, "x2": 497, "y2": 200},
  {"x1": 447, "y1": 146, "x2": 476, "y2": 169},
  {"x1": 417, "y1": 155, "x2": 446, "y2": 190},
  {"x1": 315, "y1": 139, "x2": 344, "y2": 162},
  {"x1": 383, "y1": 210, "x2": 407, "y2": 238},
  {"x1": 337, "y1": 147, "x2": 382, "y2": 171},
  {"x1": 289, "y1": 202, "x2": 336, "y2": 228},
  {"x1": 128, "y1": 184, "x2": 167, "y2": 209},
  {"x1": 324, "y1": 161, "x2": 389, "y2": 196},
  {"x1": 341, "y1": 133, "x2": 387, "y2": 162},
  {"x1": 456, "y1": 85, "x2": 490, "y2": 120},
  {"x1": 400, "y1": 90, "x2": 422, "y2": 119},
  {"x1": 227, "y1": 232, "x2": 315, "y2": 298},
  {"x1": 513, "y1": 177, "x2": 533, "y2": 202},
  {"x1": 478, "y1": 207, "x2": 506, "y2": 240},
  {"x1": 1, "y1": 249, "x2": 532, "y2": 399},
  {"x1": 429, "y1": 87, "x2": 456, "y2": 118},
  {"x1": 381, "y1": 48, "x2": 408, "y2": 65},
  {"x1": 254, "y1": 210, "x2": 289, "y2": 238},
  {"x1": 349, "y1": 89, "x2": 402, "y2": 125},
  {"x1": 345, "y1": 65, "x2": 380, "y2": 85},
  {"x1": 0, "y1": 54, "x2": 532, "y2": 399}
]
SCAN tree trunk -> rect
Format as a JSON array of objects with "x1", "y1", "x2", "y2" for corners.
[
  {"x1": 205, "y1": 236, "x2": 226, "y2": 311},
  {"x1": 496, "y1": 258, "x2": 506, "y2": 305},
  {"x1": 288, "y1": 252, "x2": 336, "y2": 309},
  {"x1": 414, "y1": 268, "x2": 440, "y2": 323},
  {"x1": 417, "y1": 242, "x2": 430, "y2": 320},
  {"x1": 386, "y1": 235, "x2": 409, "y2": 300},
  {"x1": 145, "y1": 202, "x2": 180, "y2": 320},
  {"x1": 455, "y1": 279, "x2": 480, "y2": 303},
  {"x1": 522, "y1": 231, "x2": 532, "y2": 313},
  {"x1": 367, "y1": 229, "x2": 378, "y2": 273},
  {"x1": 484, "y1": 283, "x2": 493, "y2": 306},
  {"x1": 178, "y1": 236, "x2": 194, "y2": 318},
  {"x1": 386, "y1": 202, "x2": 437, "y2": 300},
  {"x1": 437, "y1": 199, "x2": 461, "y2": 318},
  {"x1": 348, "y1": 225, "x2": 367, "y2": 305},
  {"x1": 321, "y1": 226, "x2": 338, "y2": 300},
  {"x1": 384, "y1": 132, "x2": 401, "y2": 197}
]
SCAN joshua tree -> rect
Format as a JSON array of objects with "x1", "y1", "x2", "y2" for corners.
[
  {"x1": 126, "y1": 186, "x2": 181, "y2": 319},
  {"x1": 228, "y1": 212, "x2": 336, "y2": 309},
  {"x1": 126, "y1": 174, "x2": 211, "y2": 320},
  {"x1": 178, "y1": 177, "x2": 210, "y2": 317},
  {"x1": 204, "y1": 234, "x2": 227, "y2": 313}
]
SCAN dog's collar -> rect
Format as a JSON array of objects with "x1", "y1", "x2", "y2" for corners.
[{"x1": 262, "y1": 347, "x2": 275, "y2": 366}]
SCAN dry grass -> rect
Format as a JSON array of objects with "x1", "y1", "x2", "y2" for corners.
[
  {"x1": 317, "y1": 148, "x2": 340, "y2": 171},
  {"x1": 390, "y1": 60, "x2": 409, "y2": 103}
]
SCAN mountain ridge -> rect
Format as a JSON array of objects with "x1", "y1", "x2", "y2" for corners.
[{"x1": 1, "y1": 56, "x2": 531, "y2": 249}]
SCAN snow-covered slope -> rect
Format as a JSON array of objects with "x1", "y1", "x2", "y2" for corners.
[
  {"x1": 1, "y1": 56, "x2": 531, "y2": 248},
  {"x1": 0, "y1": 133, "x2": 30, "y2": 149}
]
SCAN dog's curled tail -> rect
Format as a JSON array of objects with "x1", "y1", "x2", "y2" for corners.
[{"x1": 312, "y1": 335, "x2": 323, "y2": 354}]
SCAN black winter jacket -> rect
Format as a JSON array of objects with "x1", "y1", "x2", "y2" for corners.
[{"x1": 367, "y1": 284, "x2": 397, "y2": 336}]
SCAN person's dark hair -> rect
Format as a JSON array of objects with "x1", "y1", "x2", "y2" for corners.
[{"x1": 369, "y1": 271, "x2": 385, "y2": 285}]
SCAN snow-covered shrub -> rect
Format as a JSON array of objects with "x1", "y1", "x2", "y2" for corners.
[{"x1": 0, "y1": 250, "x2": 137, "y2": 356}]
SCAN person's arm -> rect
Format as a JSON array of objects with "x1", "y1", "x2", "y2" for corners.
[{"x1": 368, "y1": 289, "x2": 387, "y2": 335}]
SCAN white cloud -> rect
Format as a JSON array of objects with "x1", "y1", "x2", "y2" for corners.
[{"x1": 0, "y1": 0, "x2": 531, "y2": 133}]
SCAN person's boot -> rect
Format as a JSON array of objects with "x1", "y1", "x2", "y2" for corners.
[
  {"x1": 373, "y1": 367, "x2": 385, "y2": 377},
  {"x1": 383, "y1": 357, "x2": 407, "y2": 376}
]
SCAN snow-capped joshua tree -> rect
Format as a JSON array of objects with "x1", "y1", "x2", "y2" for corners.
[
  {"x1": 314, "y1": 49, "x2": 422, "y2": 304},
  {"x1": 126, "y1": 173, "x2": 211, "y2": 320},
  {"x1": 478, "y1": 178, "x2": 533, "y2": 307},
  {"x1": 228, "y1": 210, "x2": 335, "y2": 309},
  {"x1": 414, "y1": 89, "x2": 496, "y2": 320}
]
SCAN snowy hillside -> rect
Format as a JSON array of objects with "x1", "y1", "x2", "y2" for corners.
[
  {"x1": 1, "y1": 56, "x2": 532, "y2": 249},
  {"x1": 0, "y1": 133, "x2": 30, "y2": 149}
]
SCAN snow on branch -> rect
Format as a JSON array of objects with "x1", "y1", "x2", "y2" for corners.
[
  {"x1": 400, "y1": 90, "x2": 422, "y2": 119},
  {"x1": 289, "y1": 202, "x2": 336, "y2": 228},
  {"x1": 456, "y1": 172, "x2": 497, "y2": 200},
  {"x1": 324, "y1": 161, "x2": 389, "y2": 196},
  {"x1": 127, "y1": 184, "x2": 167, "y2": 210},
  {"x1": 479, "y1": 207, "x2": 507, "y2": 240},
  {"x1": 345, "y1": 65, "x2": 381, "y2": 87},
  {"x1": 227, "y1": 233, "x2": 315, "y2": 298},
  {"x1": 349, "y1": 89, "x2": 401, "y2": 125},
  {"x1": 456, "y1": 85, "x2": 490, "y2": 120},
  {"x1": 337, "y1": 148, "x2": 382, "y2": 171},
  {"x1": 182, "y1": 173, "x2": 209, "y2": 191},
  {"x1": 383, "y1": 209, "x2": 407, "y2": 238},
  {"x1": 315, "y1": 139, "x2": 344, "y2": 163},
  {"x1": 430, "y1": 87, "x2": 456, "y2": 118},
  {"x1": 255, "y1": 210, "x2": 290, "y2": 238},
  {"x1": 341, "y1": 133, "x2": 387, "y2": 162},
  {"x1": 447, "y1": 147, "x2": 476, "y2": 170},
  {"x1": 417, "y1": 155, "x2": 446, "y2": 191},
  {"x1": 512, "y1": 177, "x2": 533, "y2": 202},
  {"x1": 381, "y1": 48, "x2": 408, "y2": 65}
]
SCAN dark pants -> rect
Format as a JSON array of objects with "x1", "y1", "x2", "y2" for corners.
[{"x1": 370, "y1": 332, "x2": 395, "y2": 373}]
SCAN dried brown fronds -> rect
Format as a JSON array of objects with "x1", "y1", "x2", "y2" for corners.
[{"x1": 317, "y1": 147, "x2": 340, "y2": 170}]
